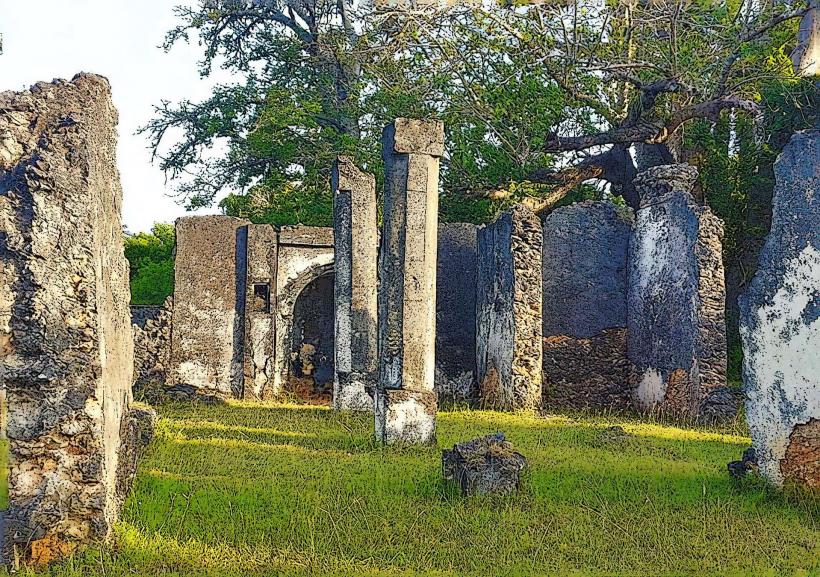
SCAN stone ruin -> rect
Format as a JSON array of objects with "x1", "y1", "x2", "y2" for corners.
[
  {"x1": 740, "y1": 130, "x2": 819, "y2": 489},
  {"x1": 627, "y1": 165, "x2": 729, "y2": 421},
  {"x1": 0, "y1": 75, "x2": 154, "y2": 563}
]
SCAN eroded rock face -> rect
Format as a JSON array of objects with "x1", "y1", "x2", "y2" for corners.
[
  {"x1": 541, "y1": 201, "x2": 633, "y2": 410},
  {"x1": 627, "y1": 164, "x2": 729, "y2": 420},
  {"x1": 131, "y1": 297, "x2": 173, "y2": 397},
  {"x1": 476, "y1": 205, "x2": 543, "y2": 411},
  {"x1": 442, "y1": 433, "x2": 527, "y2": 495},
  {"x1": 0, "y1": 74, "x2": 152, "y2": 563},
  {"x1": 740, "y1": 130, "x2": 819, "y2": 488}
]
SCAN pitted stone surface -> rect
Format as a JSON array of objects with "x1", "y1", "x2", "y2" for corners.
[
  {"x1": 476, "y1": 205, "x2": 543, "y2": 411},
  {"x1": 442, "y1": 433, "x2": 527, "y2": 496},
  {"x1": 628, "y1": 164, "x2": 728, "y2": 420},
  {"x1": 0, "y1": 74, "x2": 150, "y2": 562},
  {"x1": 739, "y1": 130, "x2": 819, "y2": 488},
  {"x1": 333, "y1": 157, "x2": 377, "y2": 411},
  {"x1": 170, "y1": 215, "x2": 250, "y2": 397},
  {"x1": 132, "y1": 297, "x2": 173, "y2": 396},
  {"x1": 376, "y1": 119, "x2": 441, "y2": 443},
  {"x1": 436, "y1": 223, "x2": 478, "y2": 405},
  {"x1": 541, "y1": 201, "x2": 632, "y2": 409}
]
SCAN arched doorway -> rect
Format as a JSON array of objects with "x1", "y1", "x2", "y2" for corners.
[{"x1": 288, "y1": 272, "x2": 335, "y2": 403}]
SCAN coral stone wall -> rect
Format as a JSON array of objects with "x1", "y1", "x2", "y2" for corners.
[
  {"x1": 0, "y1": 74, "x2": 150, "y2": 563},
  {"x1": 541, "y1": 201, "x2": 633, "y2": 410},
  {"x1": 131, "y1": 298, "x2": 173, "y2": 395},
  {"x1": 476, "y1": 205, "x2": 543, "y2": 411},
  {"x1": 740, "y1": 130, "x2": 820, "y2": 488}
]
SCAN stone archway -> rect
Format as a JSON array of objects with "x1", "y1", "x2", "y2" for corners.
[{"x1": 288, "y1": 273, "x2": 335, "y2": 402}]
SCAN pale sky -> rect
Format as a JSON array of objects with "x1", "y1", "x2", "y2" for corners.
[{"x1": 0, "y1": 0, "x2": 232, "y2": 233}]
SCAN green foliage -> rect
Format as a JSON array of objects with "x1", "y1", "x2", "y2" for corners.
[
  {"x1": 125, "y1": 223, "x2": 176, "y2": 305},
  {"x1": 19, "y1": 402, "x2": 820, "y2": 576}
]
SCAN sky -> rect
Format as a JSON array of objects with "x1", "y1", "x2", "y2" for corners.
[{"x1": 0, "y1": 0, "x2": 232, "y2": 233}]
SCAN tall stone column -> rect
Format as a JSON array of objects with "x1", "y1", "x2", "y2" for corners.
[
  {"x1": 740, "y1": 130, "x2": 819, "y2": 489},
  {"x1": 476, "y1": 205, "x2": 543, "y2": 411},
  {"x1": 332, "y1": 157, "x2": 378, "y2": 411},
  {"x1": 375, "y1": 118, "x2": 444, "y2": 444},
  {"x1": 792, "y1": 0, "x2": 819, "y2": 77},
  {"x1": 627, "y1": 164, "x2": 729, "y2": 421}
]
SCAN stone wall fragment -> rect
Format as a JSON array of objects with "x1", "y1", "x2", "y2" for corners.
[
  {"x1": 476, "y1": 205, "x2": 543, "y2": 411},
  {"x1": 332, "y1": 157, "x2": 378, "y2": 411},
  {"x1": 740, "y1": 130, "x2": 819, "y2": 488}
]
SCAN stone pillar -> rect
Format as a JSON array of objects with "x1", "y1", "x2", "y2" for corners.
[
  {"x1": 0, "y1": 74, "x2": 154, "y2": 564},
  {"x1": 243, "y1": 224, "x2": 278, "y2": 400},
  {"x1": 170, "y1": 215, "x2": 250, "y2": 398},
  {"x1": 740, "y1": 130, "x2": 819, "y2": 488},
  {"x1": 476, "y1": 205, "x2": 543, "y2": 411},
  {"x1": 332, "y1": 157, "x2": 378, "y2": 411},
  {"x1": 375, "y1": 118, "x2": 443, "y2": 444},
  {"x1": 627, "y1": 164, "x2": 729, "y2": 421},
  {"x1": 541, "y1": 201, "x2": 632, "y2": 410}
]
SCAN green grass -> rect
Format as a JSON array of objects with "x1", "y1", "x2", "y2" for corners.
[
  {"x1": 12, "y1": 402, "x2": 820, "y2": 576},
  {"x1": 0, "y1": 438, "x2": 7, "y2": 510}
]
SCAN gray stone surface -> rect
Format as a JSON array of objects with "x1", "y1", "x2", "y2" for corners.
[
  {"x1": 627, "y1": 164, "x2": 728, "y2": 420},
  {"x1": 541, "y1": 201, "x2": 633, "y2": 410},
  {"x1": 376, "y1": 119, "x2": 443, "y2": 444},
  {"x1": 739, "y1": 130, "x2": 820, "y2": 488},
  {"x1": 476, "y1": 205, "x2": 543, "y2": 411},
  {"x1": 243, "y1": 224, "x2": 277, "y2": 400},
  {"x1": 170, "y1": 215, "x2": 250, "y2": 398},
  {"x1": 0, "y1": 74, "x2": 151, "y2": 563},
  {"x1": 333, "y1": 157, "x2": 377, "y2": 411},
  {"x1": 132, "y1": 297, "x2": 172, "y2": 397},
  {"x1": 436, "y1": 223, "x2": 478, "y2": 405},
  {"x1": 442, "y1": 433, "x2": 527, "y2": 495}
]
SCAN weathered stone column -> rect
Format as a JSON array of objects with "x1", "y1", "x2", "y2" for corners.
[
  {"x1": 792, "y1": 0, "x2": 819, "y2": 76},
  {"x1": 541, "y1": 201, "x2": 632, "y2": 410},
  {"x1": 740, "y1": 130, "x2": 819, "y2": 489},
  {"x1": 243, "y1": 224, "x2": 278, "y2": 400},
  {"x1": 332, "y1": 157, "x2": 378, "y2": 411},
  {"x1": 476, "y1": 204, "x2": 543, "y2": 411},
  {"x1": 375, "y1": 119, "x2": 443, "y2": 444},
  {"x1": 627, "y1": 164, "x2": 729, "y2": 421},
  {"x1": 0, "y1": 74, "x2": 154, "y2": 563}
]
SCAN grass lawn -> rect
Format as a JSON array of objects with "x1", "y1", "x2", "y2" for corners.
[{"x1": 10, "y1": 401, "x2": 820, "y2": 576}]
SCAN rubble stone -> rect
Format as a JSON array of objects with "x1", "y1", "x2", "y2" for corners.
[{"x1": 442, "y1": 433, "x2": 527, "y2": 495}]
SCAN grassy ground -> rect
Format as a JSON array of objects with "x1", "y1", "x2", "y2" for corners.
[{"x1": 10, "y1": 402, "x2": 820, "y2": 576}]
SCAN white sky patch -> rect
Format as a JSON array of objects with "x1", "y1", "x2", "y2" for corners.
[{"x1": 0, "y1": 0, "x2": 234, "y2": 232}]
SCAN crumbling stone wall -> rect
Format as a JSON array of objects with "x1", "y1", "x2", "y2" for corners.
[
  {"x1": 436, "y1": 223, "x2": 478, "y2": 405},
  {"x1": 170, "y1": 215, "x2": 250, "y2": 398},
  {"x1": 131, "y1": 298, "x2": 172, "y2": 396},
  {"x1": 243, "y1": 224, "x2": 277, "y2": 400},
  {"x1": 740, "y1": 130, "x2": 819, "y2": 488},
  {"x1": 476, "y1": 205, "x2": 543, "y2": 411},
  {"x1": 0, "y1": 74, "x2": 152, "y2": 563},
  {"x1": 272, "y1": 226, "x2": 334, "y2": 397},
  {"x1": 627, "y1": 164, "x2": 729, "y2": 421},
  {"x1": 332, "y1": 158, "x2": 377, "y2": 411},
  {"x1": 375, "y1": 119, "x2": 443, "y2": 444},
  {"x1": 542, "y1": 201, "x2": 632, "y2": 410}
]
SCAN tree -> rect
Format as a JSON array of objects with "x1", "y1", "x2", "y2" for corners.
[
  {"x1": 125, "y1": 223, "x2": 176, "y2": 304},
  {"x1": 144, "y1": 0, "x2": 812, "y2": 222}
]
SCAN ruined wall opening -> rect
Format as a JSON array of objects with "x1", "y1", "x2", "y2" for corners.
[{"x1": 288, "y1": 273, "x2": 335, "y2": 404}]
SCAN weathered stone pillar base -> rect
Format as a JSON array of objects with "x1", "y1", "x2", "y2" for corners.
[
  {"x1": 334, "y1": 373, "x2": 375, "y2": 412},
  {"x1": 374, "y1": 388, "x2": 437, "y2": 445}
]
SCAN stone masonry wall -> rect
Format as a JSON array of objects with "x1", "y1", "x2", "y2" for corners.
[
  {"x1": 170, "y1": 215, "x2": 250, "y2": 398},
  {"x1": 476, "y1": 204, "x2": 543, "y2": 411},
  {"x1": 740, "y1": 130, "x2": 819, "y2": 488},
  {"x1": 436, "y1": 223, "x2": 478, "y2": 405},
  {"x1": 243, "y1": 224, "x2": 278, "y2": 400},
  {"x1": 131, "y1": 298, "x2": 173, "y2": 397},
  {"x1": 627, "y1": 164, "x2": 728, "y2": 421},
  {"x1": 0, "y1": 74, "x2": 152, "y2": 563},
  {"x1": 541, "y1": 201, "x2": 633, "y2": 410}
]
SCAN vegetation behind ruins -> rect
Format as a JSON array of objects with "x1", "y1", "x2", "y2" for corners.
[{"x1": 10, "y1": 402, "x2": 818, "y2": 576}]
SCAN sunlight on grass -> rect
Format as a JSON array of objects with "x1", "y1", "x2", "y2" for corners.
[
  {"x1": 0, "y1": 438, "x2": 7, "y2": 511},
  {"x1": 9, "y1": 402, "x2": 820, "y2": 576}
]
